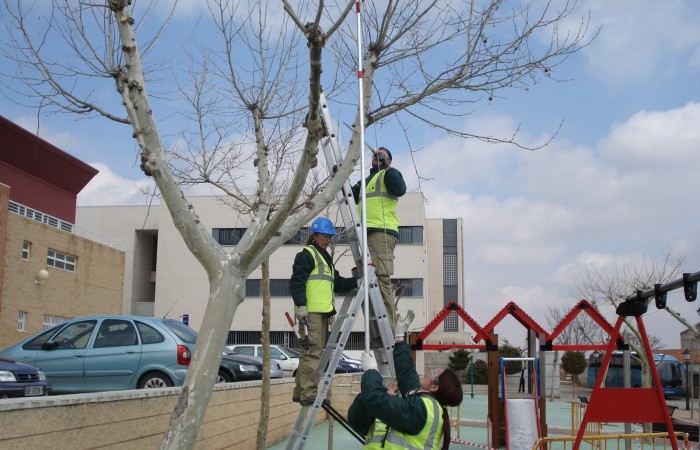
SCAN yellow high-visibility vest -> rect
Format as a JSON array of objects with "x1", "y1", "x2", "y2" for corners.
[
  {"x1": 364, "y1": 395, "x2": 443, "y2": 450},
  {"x1": 358, "y1": 170, "x2": 399, "y2": 232},
  {"x1": 303, "y1": 245, "x2": 335, "y2": 313}
]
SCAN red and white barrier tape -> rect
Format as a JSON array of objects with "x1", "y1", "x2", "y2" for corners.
[{"x1": 450, "y1": 437, "x2": 498, "y2": 449}]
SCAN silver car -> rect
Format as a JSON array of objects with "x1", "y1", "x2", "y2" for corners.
[{"x1": 225, "y1": 344, "x2": 299, "y2": 377}]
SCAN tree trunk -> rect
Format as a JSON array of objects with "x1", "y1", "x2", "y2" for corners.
[{"x1": 256, "y1": 260, "x2": 271, "y2": 449}]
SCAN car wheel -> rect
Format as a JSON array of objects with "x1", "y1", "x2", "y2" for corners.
[
  {"x1": 216, "y1": 369, "x2": 234, "y2": 383},
  {"x1": 138, "y1": 372, "x2": 173, "y2": 389},
  {"x1": 292, "y1": 369, "x2": 298, "y2": 377}
]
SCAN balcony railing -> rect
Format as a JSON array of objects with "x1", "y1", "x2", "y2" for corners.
[{"x1": 8, "y1": 200, "x2": 123, "y2": 251}]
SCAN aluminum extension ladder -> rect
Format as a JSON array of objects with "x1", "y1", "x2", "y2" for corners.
[{"x1": 285, "y1": 93, "x2": 397, "y2": 450}]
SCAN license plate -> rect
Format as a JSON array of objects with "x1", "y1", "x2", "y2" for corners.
[{"x1": 25, "y1": 386, "x2": 44, "y2": 396}]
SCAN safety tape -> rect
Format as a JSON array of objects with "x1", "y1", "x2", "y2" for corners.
[{"x1": 450, "y1": 437, "x2": 498, "y2": 449}]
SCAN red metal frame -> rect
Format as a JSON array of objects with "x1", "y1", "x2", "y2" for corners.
[
  {"x1": 475, "y1": 301, "x2": 547, "y2": 344},
  {"x1": 546, "y1": 299, "x2": 617, "y2": 350},
  {"x1": 574, "y1": 314, "x2": 678, "y2": 449},
  {"x1": 414, "y1": 301, "x2": 490, "y2": 350}
]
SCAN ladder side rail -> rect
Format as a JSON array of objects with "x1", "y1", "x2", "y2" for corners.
[
  {"x1": 319, "y1": 92, "x2": 396, "y2": 377},
  {"x1": 366, "y1": 266, "x2": 396, "y2": 379},
  {"x1": 285, "y1": 403, "x2": 317, "y2": 450},
  {"x1": 319, "y1": 138, "x2": 367, "y2": 269},
  {"x1": 314, "y1": 289, "x2": 362, "y2": 382},
  {"x1": 286, "y1": 92, "x2": 398, "y2": 449},
  {"x1": 288, "y1": 291, "x2": 368, "y2": 450},
  {"x1": 318, "y1": 94, "x2": 368, "y2": 266}
]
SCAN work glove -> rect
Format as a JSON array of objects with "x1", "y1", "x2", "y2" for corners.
[
  {"x1": 361, "y1": 351, "x2": 378, "y2": 372},
  {"x1": 378, "y1": 154, "x2": 389, "y2": 169},
  {"x1": 295, "y1": 305, "x2": 308, "y2": 323},
  {"x1": 395, "y1": 309, "x2": 415, "y2": 342}
]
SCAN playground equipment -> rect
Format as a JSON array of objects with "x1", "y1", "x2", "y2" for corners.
[
  {"x1": 501, "y1": 357, "x2": 541, "y2": 450},
  {"x1": 416, "y1": 269, "x2": 699, "y2": 449}
]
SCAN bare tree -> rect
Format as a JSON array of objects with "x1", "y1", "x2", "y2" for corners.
[
  {"x1": 573, "y1": 250, "x2": 685, "y2": 389},
  {"x1": 0, "y1": 0, "x2": 594, "y2": 448},
  {"x1": 546, "y1": 304, "x2": 606, "y2": 346}
]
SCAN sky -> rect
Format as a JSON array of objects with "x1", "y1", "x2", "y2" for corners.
[{"x1": 2, "y1": 1, "x2": 700, "y2": 349}]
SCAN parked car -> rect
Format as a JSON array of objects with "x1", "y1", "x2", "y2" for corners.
[
  {"x1": 338, "y1": 358, "x2": 361, "y2": 373},
  {"x1": 217, "y1": 353, "x2": 263, "y2": 383},
  {"x1": 340, "y1": 353, "x2": 362, "y2": 371},
  {"x1": 225, "y1": 344, "x2": 299, "y2": 377},
  {"x1": 0, "y1": 315, "x2": 200, "y2": 393},
  {"x1": 221, "y1": 348, "x2": 283, "y2": 381},
  {"x1": 0, "y1": 356, "x2": 52, "y2": 399}
]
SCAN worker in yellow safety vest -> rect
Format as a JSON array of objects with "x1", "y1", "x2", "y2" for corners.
[
  {"x1": 290, "y1": 217, "x2": 358, "y2": 405},
  {"x1": 351, "y1": 147, "x2": 406, "y2": 338},
  {"x1": 348, "y1": 341, "x2": 464, "y2": 449}
]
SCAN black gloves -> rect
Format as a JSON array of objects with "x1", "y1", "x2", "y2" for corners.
[{"x1": 378, "y1": 154, "x2": 389, "y2": 169}]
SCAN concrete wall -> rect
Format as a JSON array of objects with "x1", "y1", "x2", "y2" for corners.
[{"x1": 0, "y1": 375, "x2": 359, "y2": 450}]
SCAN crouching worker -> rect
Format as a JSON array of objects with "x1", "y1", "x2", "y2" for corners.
[
  {"x1": 290, "y1": 217, "x2": 358, "y2": 406},
  {"x1": 348, "y1": 341, "x2": 463, "y2": 449}
]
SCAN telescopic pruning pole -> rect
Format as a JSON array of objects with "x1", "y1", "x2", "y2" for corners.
[{"x1": 355, "y1": 0, "x2": 370, "y2": 354}]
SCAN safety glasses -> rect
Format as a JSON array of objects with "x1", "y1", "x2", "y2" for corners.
[{"x1": 430, "y1": 368, "x2": 443, "y2": 386}]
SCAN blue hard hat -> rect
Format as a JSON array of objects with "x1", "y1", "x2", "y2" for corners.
[{"x1": 310, "y1": 217, "x2": 336, "y2": 236}]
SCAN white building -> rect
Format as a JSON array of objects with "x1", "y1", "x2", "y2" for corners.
[{"x1": 76, "y1": 192, "x2": 466, "y2": 349}]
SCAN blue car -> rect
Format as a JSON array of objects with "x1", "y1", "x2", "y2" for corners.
[
  {"x1": 0, "y1": 315, "x2": 197, "y2": 393},
  {"x1": 0, "y1": 356, "x2": 52, "y2": 398}
]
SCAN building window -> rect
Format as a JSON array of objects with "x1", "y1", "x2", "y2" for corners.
[
  {"x1": 47, "y1": 249, "x2": 76, "y2": 272},
  {"x1": 284, "y1": 228, "x2": 310, "y2": 245},
  {"x1": 43, "y1": 315, "x2": 69, "y2": 331},
  {"x1": 444, "y1": 254, "x2": 457, "y2": 286},
  {"x1": 212, "y1": 228, "x2": 247, "y2": 246},
  {"x1": 398, "y1": 226, "x2": 423, "y2": 244},
  {"x1": 246, "y1": 279, "x2": 261, "y2": 297},
  {"x1": 392, "y1": 278, "x2": 424, "y2": 297},
  {"x1": 22, "y1": 241, "x2": 31, "y2": 260},
  {"x1": 443, "y1": 311, "x2": 458, "y2": 332},
  {"x1": 270, "y1": 279, "x2": 292, "y2": 296},
  {"x1": 244, "y1": 279, "x2": 292, "y2": 297},
  {"x1": 17, "y1": 311, "x2": 27, "y2": 332},
  {"x1": 213, "y1": 225, "x2": 420, "y2": 246},
  {"x1": 283, "y1": 227, "x2": 348, "y2": 245}
]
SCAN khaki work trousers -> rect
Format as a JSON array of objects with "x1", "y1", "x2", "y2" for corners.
[
  {"x1": 367, "y1": 231, "x2": 397, "y2": 335},
  {"x1": 293, "y1": 312, "x2": 328, "y2": 402}
]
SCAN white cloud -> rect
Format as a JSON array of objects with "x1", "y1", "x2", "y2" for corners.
[
  {"x1": 409, "y1": 101, "x2": 700, "y2": 347},
  {"x1": 77, "y1": 163, "x2": 157, "y2": 206}
]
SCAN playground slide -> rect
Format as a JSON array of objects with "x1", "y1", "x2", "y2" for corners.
[{"x1": 504, "y1": 398, "x2": 540, "y2": 450}]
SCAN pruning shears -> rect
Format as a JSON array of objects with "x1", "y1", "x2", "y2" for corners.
[{"x1": 285, "y1": 311, "x2": 311, "y2": 354}]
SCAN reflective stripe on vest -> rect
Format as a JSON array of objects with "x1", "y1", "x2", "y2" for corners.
[
  {"x1": 304, "y1": 245, "x2": 335, "y2": 313},
  {"x1": 364, "y1": 396, "x2": 443, "y2": 450},
  {"x1": 358, "y1": 170, "x2": 399, "y2": 232}
]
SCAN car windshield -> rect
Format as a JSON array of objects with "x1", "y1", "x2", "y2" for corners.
[
  {"x1": 162, "y1": 320, "x2": 198, "y2": 344},
  {"x1": 285, "y1": 347, "x2": 301, "y2": 357}
]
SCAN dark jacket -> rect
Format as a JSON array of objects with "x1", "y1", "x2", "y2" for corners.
[
  {"x1": 348, "y1": 341, "x2": 429, "y2": 436},
  {"x1": 289, "y1": 241, "x2": 357, "y2": 309},
  {"x1": 351, "y1": 167, "x2": 406, "y2": 238}
]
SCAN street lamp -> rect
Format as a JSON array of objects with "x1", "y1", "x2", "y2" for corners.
[{"x1": 683, "y1": 348, "x2": 691, "y2": 410}]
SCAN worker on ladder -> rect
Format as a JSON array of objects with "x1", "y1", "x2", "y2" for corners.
[
  {"x1": 347, "y1": 341, "x2": 464, "y2": 449},
  {"x1": 351, "y1": 147, "x2": 406, "y2": 338},
  {"x1": 290, "y1": 217, "x2": 359, "y2": 405}
]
